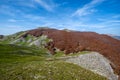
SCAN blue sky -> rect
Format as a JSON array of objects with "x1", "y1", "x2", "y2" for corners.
[{"x1": 0, "y1": 0, "x2": 120, "y2": 35}]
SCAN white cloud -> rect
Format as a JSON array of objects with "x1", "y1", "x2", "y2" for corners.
[
  {"x1": 34, "y1": 0, "x2": 56, "y2": 11},
  {"x1": 8, "y1": 19, "x2": 24, "y2": 22},
  {"x1": 98, "y1": 18, "x2": 120, "y2": 25},
  {"x1": 8, "y1": 19, "x2": 17, "y2": 22},
  {"x1": 24, "y1": 14, "x2": 45, "y2": 20},
  {"x1": 0, "y1": 5, "x2": 22, "y2": 16},
  {"x1": 112, "y1": 15, "x2": 120, "y2": 19},
  {"x1": 106, "y1": 20, "x2": 120, "y2": 23},
  {"x1": 0, "y1": 5, "x2": 15, "y2": 16},
  {"x1": 72, "y1": 0, "x2": 105, "y2": 16},
  {"x1": 18, "y1": 0, "x2": 36, "y2": 8}
]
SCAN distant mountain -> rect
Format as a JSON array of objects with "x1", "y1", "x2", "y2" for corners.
[
  {"x1": 0, "y1": 28, "x2": 120, "y2": 79},
  {"x1": 106, "y1": 34, "x2": 120, "y2": 40},
  {"x1": 112, "y1": 36, "x2": 120, "y2": 40}
]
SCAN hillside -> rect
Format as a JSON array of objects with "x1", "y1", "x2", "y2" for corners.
[
  {"x1": 0, "y1": 28, "x2": 120, "y2": 80},
  {"x1": 21, "y1": 28, "x2": 120, "y2": 75},
  {"x1": 0, "y1": 44, "x2": 107, "y2": 80}
]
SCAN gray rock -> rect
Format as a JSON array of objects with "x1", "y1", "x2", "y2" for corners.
[
  {"x1": 66, "y1": 52, "x2": 118, "y2": 80},
  {"x1": 29, "y1": 35, "x2": 51, "y2": 47}
]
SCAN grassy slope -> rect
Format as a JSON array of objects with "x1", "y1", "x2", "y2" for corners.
[
  {"x1": 0, "y1": 44, "x2": 107, "y2": 80},
  {"x1": 0, "y1": 31, "x2": 26, "y2": 44}
]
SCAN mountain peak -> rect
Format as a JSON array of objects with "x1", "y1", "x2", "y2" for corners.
[{"x1": 1, "y1": 28, "x2": 120, "y2": 76}]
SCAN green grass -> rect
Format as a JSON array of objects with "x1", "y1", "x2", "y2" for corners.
[
  {"x1": 0, "y1": 31, "x2": 26, "y2": 44},
  {"x1": 0, "y1": 43, "x2": 107, "y2": 80},
  {"x1": 0, "y1": 44, "x2": 49, "y2": 56},
  {"x1": 68, "y1": 51, "x2": 90, "y2": 56},
  {"x1": 0, "y1": 61, "x2": 107, "y2": 80},
  {"x1": 53, "y1": 51, "x2": 90, "y2": 57}
]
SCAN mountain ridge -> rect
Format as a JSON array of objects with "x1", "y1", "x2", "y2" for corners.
[{"x1": 1, "y1": 28, "x2": 120, "y2": 79}]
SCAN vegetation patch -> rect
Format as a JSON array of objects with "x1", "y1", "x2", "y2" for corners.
[
  {"x1": 0, "y1": 61, "x2": 107, "y2": 80},
  {"x1": 0, "y1": 43, "x2": 107, "y2": 80}
]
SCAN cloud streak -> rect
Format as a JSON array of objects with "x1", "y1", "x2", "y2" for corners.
[
  {"x1": 72, "y1": 0, "x2": 106, "y2": 16},
  {"x1": 0, "y1": 5, "x2": 23, "y2": 17},
  {"x1": 0, "y1": 5, "x2": 15, "y2": 16},
  {"x1": 18, "y1": 0, "x2": 36, "y2": 8},
  {"x1": 8, "y1": 19, "x2": 25, "y2": 22},
  {"x1": 34, "y1": 0, "x2": 56, "y2": 11}
]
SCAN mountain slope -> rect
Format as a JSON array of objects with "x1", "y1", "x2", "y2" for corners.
[
  {"x1": 0, "y1": 44, "x2": 107, "y2": 80},
  {"x1": 19, "y1": 28, "x2": 120, "y2": 75},
  {"x1": 0, "y1": 28, "x2": 120, "y2": 79}
]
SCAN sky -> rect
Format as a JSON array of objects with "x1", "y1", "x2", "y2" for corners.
[{"x1": 0, "y1": 0, "x2": 120, "y2": 35}]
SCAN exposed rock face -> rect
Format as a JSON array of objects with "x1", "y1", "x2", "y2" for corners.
[
  {"x1": 29, "y1": 35, "x2": 52, "y2": 47},
  {"x1": 22, "y1": 28, "x2": 120, "y2": 75},
  {"x1": 66, "y1": 52, "x2": 118, "y2": 80}
]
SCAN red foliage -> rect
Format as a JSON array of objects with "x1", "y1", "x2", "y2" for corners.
[{"x1": 22, "y1": 28, "x2": 120, "y2": 75}]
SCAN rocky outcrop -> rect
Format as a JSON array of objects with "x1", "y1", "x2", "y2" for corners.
[
  {"x1": 29, "y1": 35, "x2": 52, "y2": 47},
  {"x1": 22, "y1": 28, "x2": 120, "y2": 75},
  {"x1": 66, "y1": 52, "x2": 118, "y2": 80}
]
